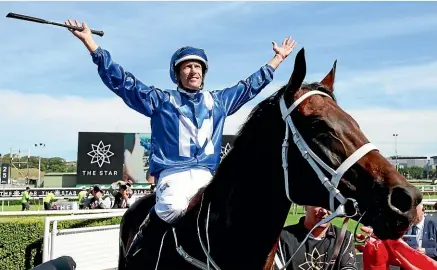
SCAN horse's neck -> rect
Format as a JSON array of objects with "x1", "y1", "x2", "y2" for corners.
[{"x1": 205, "y1": 139, "x2": 292, "y2": 267}]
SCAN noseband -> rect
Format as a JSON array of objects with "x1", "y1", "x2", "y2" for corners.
[{"x1": 276, "y1": 90, "x2": 378, "y2": 269}]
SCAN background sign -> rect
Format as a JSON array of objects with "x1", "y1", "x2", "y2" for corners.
[
  {"x1": 52, "y1": 202, "x2": 78, "y2": 211},
  {"x1": 0, "y1": 187, "x2": 152, "y2": 198},
  {"x1": 77, "y1": 132, "x2": 237, "y2": 185},
  {"x1": 123, "y1": 133, "x2": 152, "y2": 184},
  {"x1": 76, "y1": 132, "x2": 125, "y2": 185},
  {"x1": 1, "y1": 163, "x2": 9, "y2": 184},
  {"x1": 221, "y1": 135, "x2": 236, "y2": 162}
]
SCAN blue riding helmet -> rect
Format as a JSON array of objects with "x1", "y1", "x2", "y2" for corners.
[{"x1": 169, "y1": 46, "x2": 209, "y2": 85}]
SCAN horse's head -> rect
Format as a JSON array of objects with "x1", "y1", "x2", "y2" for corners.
[{"x1": 280, "y1": 48, "x2": 422, "y2": 240}]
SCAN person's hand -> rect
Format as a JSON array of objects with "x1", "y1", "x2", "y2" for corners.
[
  {"x1": 416, "y1": 247, "x2": 426, "y2": 254},
  {"x1": 356, "y1": 226, "x2": 404, "y2": 267},
  {"x1": 356, "y1": 226, "x2": 389, "y2": 267},
  {"x1": 272, "y1": 36, "x2": 297, "y2": 61},
  {"x1": 95, "y1": 192, "x2": 102, "y2": 199},
  {"x1": 64, "y1": 19, "x2": 98, "y2": 53},
  {"x1": 64, "y1": 19, "x2": 91, "y2": 41}
]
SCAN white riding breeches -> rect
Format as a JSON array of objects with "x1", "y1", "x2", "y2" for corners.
[{"x1": 154, "y1": 167, "x2": 213, "y2": 224}]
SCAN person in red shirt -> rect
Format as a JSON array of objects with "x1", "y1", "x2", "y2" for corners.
[{"x1": 356, "y1": 226, "x2": 437, "y2": 270}]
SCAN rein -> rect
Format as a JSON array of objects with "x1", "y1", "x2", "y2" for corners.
[{"x1": 275, "y1": 90, "x2": 378, "y2": 269}]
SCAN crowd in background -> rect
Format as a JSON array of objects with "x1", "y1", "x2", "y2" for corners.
[
  {"x1": 19, "y1": 180, "x2": 147, "y2": 211},
  {"x1": 78, "y1": 180, "x2": 137, "y2": 210}
]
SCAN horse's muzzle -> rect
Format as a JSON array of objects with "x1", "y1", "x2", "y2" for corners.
[{"x1": 388, "y1": 185, "x2": 421, "y2": 217}]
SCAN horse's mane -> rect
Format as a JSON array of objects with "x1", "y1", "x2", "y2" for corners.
[{"x1": 236, "y1": 82, "x2": 337, "y2": 139}]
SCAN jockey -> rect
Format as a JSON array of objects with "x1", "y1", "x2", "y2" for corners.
[{"x1": 65, "y1": 19, "x2": 296, "y2": 257}]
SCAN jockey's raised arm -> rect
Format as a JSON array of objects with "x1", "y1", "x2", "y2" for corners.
[
  {"x1": 211, "y1": 65, "x2": 275, "y2": 116},
  {"x1": 64, "y1": 19, "x2": 165, "y2": 117},
  {"x1": 212, "y1": 37, "x2": 296, "y2": 116},
  {"x1": 91, "y1": 47, "x2": 166, "y2": 117}
]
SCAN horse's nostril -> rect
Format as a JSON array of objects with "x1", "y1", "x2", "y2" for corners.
[{"x1": 389, "y1": 187, "x2": 413, "y2": 213}]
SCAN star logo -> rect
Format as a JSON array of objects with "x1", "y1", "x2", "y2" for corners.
[
  {"x1": 298, "y1": 248, "x2": 329, "y2": 270},
  {"x1": 220, "y1": 143, "x2": 232, "y2": 162},
  {"x1": 87, "y1": 140, "x2": 114, "y2": 168}
]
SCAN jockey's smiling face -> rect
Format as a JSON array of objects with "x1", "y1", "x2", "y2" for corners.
[{"x1": 178, "y1": 60, "x2": 204, "y2": 91}]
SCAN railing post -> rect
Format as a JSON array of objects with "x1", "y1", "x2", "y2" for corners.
[
  {"x1": 50, "y1": 221, "x2": 58, "y2": 260},
  {"x1": 42, "y1": 217, "x2": 50, "y2": 263}
]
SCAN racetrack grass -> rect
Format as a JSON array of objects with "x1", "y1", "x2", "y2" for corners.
[
  {"x1": 0, "y1": 204, "x2": 42, "y2": 212},
  {"x1": 0, "y1": 200, "x2": 45, "y2": 212},
  {"x1": 285, "y1": 206, "x2": 361, "y2": 233}
]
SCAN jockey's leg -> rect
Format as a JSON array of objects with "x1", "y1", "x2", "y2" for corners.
[
  {"x1": 155, "y1": 168, "x2": 213, "y2": 223},
  {"x1": 125, "y1": 168, "x2": 213, "y2": 264}
]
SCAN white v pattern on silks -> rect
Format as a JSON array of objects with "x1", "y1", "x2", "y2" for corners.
[
  {"x1": 179, "y1": 115, "x2": 214, "y2": 157},
  {"x1": 169, "y1": 91, "x2": 215, "y2": 158}
]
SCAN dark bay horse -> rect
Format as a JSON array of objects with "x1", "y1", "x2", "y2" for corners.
[{"x1": 119, "y1": 48, "x2": 422, "y2": 270}]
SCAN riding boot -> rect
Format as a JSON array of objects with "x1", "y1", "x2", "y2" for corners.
[{"x1": 125, "y1": 207, "x2": 170, "y2": 263}]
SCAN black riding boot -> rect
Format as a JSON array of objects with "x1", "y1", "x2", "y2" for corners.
[{"x1": 125, "y1": 208, "x2": 170, "y2": 263}]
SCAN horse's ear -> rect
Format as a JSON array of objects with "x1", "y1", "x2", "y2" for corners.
[
  {"x1": 320, "y1": 60, "x2": 337, "y2": 93},
  {"x1": 286, "y1": 47, "x2": 306, "y2": 93}
]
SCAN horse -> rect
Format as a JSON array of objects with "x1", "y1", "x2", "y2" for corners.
[{"x1": 118, "y1": 48, "x2": 423, "y2": 270}]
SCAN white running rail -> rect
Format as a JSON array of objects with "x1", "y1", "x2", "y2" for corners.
[
  {"x1": 0, "y1": 208, "x2": 127, "y2": 216},
  {"x1": 43, "y1": 210, "x2": 127, "y2": 270}
]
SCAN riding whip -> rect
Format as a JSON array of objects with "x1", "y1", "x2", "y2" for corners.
[{"x1": 6, "y1": 12, "x2": 104, "y2": 37}]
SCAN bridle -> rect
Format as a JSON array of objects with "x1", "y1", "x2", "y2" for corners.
[
  {"x1": 129, "y1": 89, "x2": 379, "y2": 270},
  {"x1": 276, "y1": 89, "x2": 378, "y2": 269}
]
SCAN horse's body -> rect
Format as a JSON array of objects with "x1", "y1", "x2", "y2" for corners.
[{"x1": 119, "y1": 48, "x2": 422, "y2": 270}]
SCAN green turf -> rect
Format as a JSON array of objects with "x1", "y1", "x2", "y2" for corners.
[
  {"x1": 285, "y1": 207, "x2": 360, "y2": 233},
  {"x1": 0, "y1": 203, "x2": 43, "y2": 212}
]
